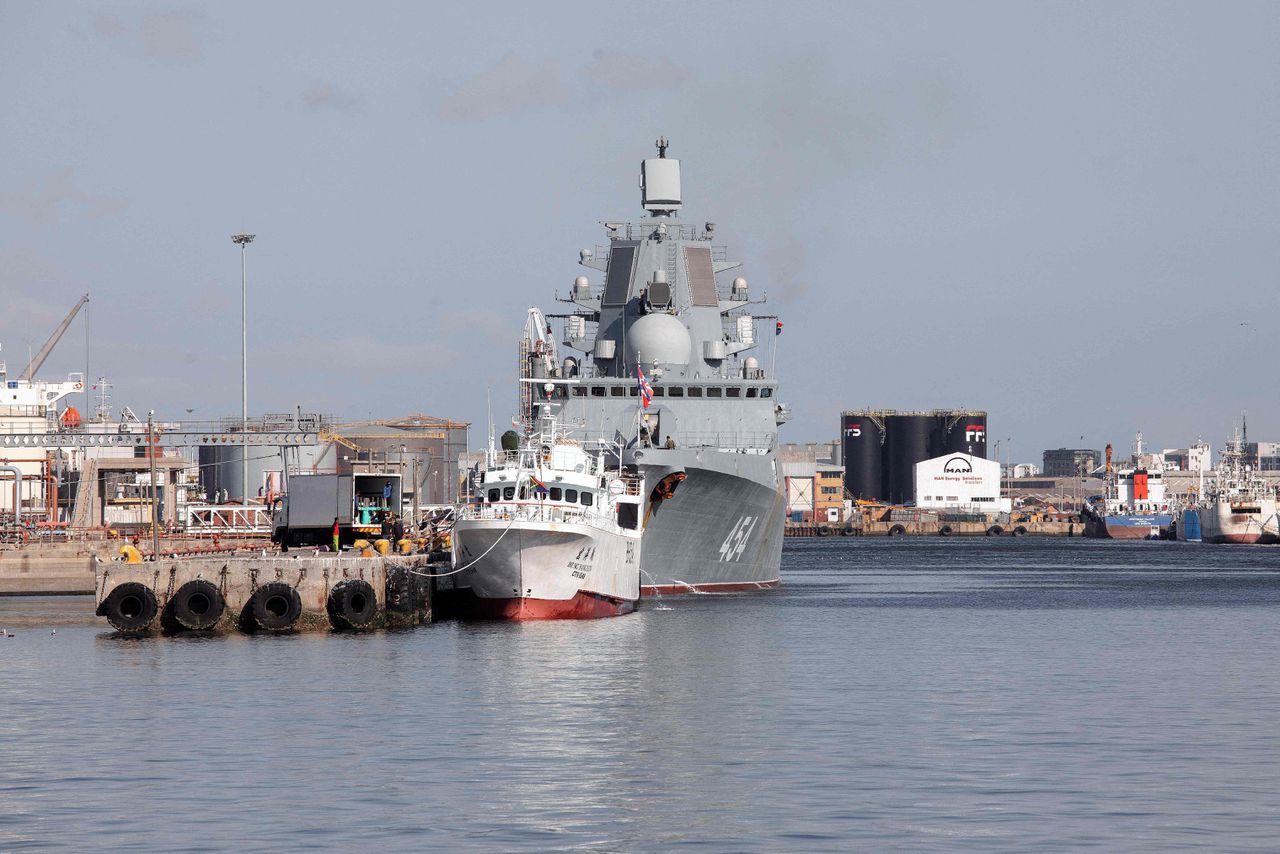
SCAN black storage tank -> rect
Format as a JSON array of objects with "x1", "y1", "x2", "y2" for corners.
[
  {"x1": 885, "y1": 413, "x2": 934, "y2": 504},
  {"x1": 841, "y1": 412, "x2": 884, "y2": 501},
  {"x1": 938, "y1": 410, "x2": 988, "y2": 458}
]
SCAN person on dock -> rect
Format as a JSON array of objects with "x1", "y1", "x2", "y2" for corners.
[{"x1": 331, "y1": 517, "x2": 340, "y2": 553}]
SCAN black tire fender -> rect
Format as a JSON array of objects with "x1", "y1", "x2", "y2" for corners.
[
  {"x1": 986, "y1": 525, "x2": 1004, "y2": 537},
  {"x1": 170, "y1": 579, "x2": 225, "y2": 630},
  {"x1": 939, "y1": 525, "x2": 953, "y2": 536},
  {"x1": 327, "y1": 579, "x2": 379, "y2": 631},
  {"x1": 97, "y1": 582, "x2": 158, "y2": 632},
  {"x1": 888, "y1": 524, "x2": 906, "y2": 537},
  {"x1": 250, "y1": 581, "x2": 302, "y2": 631},
  {"x1": 1013, "y1": 526, "x2": 1027, "y2": 537}
]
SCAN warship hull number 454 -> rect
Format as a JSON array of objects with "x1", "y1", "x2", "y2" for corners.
[{"x1": 475, "y1": 139, "x2": 788, "y2": 599}]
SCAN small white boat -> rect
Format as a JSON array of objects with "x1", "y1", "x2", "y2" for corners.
[{"x1": 447, "y1": 399, "x2": 644, "y2": 620}]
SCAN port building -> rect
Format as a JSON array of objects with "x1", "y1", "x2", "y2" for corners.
[
  {"x1": 914, "y1": 452, "x2": 1008, "y2": 512},
  {"x1": 841, "y1": 409, "x2": 987, "y2": 504},
  {"x1": 1041, "y1": 448, "x2": 1100, "y2": 477}
]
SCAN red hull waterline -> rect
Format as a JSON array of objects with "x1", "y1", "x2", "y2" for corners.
[
  {"x1": 642, "y1": 579, "x2": 782, "y2": 595},
  {"x1": 441, "y1": 589, "x2": 636, "y2": 621},
  {"x1": 1210, "y1": 533, "x2": 1262, "y2": 545}
]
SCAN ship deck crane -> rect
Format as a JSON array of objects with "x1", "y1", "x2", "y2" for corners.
[{"x1": 19, "y1": 293, "x2": 89, "y2": 382}]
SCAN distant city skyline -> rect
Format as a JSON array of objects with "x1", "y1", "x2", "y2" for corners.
[{"x1": 2, "y1": 2, "x2": 1277, "y2": 465}]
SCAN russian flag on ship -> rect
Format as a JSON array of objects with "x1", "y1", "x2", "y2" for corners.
[{"x1": 636, "y1": 366, "x2": 653, "y2": 409}]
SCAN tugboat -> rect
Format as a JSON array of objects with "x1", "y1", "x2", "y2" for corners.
[
  {"x1": 1083, "y1": 436, "x2": 1173, "y2": 539},
  {"x1": 447, "y1": 389, "x2": 644, "y2": 620}
]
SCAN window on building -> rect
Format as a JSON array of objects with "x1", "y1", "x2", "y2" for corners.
[
  {"x1": 688, "y1": 387, "x2": 703, "y2": 398},
  {"x1": 610, "y1": 386, "x2": 625, "y2": 397},
  {"x1": 581, "y1": 491, "x2": 593, "y2": 507},
  {"x1": 746, "y1": 388, "x2": 758, "y2": 398},
  {"x1": 652, "y1": 387, "x2": 665, "y2": 397},
  {"x1": 726, "y1": 387, "x2": 741, "y2": 398},
  {"x1": 668, "y1": 387, "x2": 684, "y2": 397},
  {"x1": 550, "y1": 487, "x2": 562, "y2": 501},
  {"x1": 565, "y1": 489, "x2": 578, "y2": 502},
  {"x1": 707, "y1": 387, "x2": 722, "y2": 398},
  {"x1": 572, "y1": 386, "x2": 586, "y2": 397},
  {"x1": 761, "y1": 388, "x2": 773, "y2": 398},
  {"x1": 591, "y1": 386, "x2": 606, "y2": 397}
]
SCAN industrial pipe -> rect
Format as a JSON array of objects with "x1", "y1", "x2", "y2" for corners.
[{"x1": 0, "y1": 465, "x2": 23, "y2": 526}]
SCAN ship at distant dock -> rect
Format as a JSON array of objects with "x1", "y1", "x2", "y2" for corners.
[
  {"x1": 1082, "y1": 436, "x2": 1173, "y2": 540},
  {"x1": 1179, "y1": 425, "x2": 1278, "y2": 545}
]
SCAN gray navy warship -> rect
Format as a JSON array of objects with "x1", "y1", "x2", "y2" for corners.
[{"x1": 516, "y1": 139, "x2": 787, "y2": 593}]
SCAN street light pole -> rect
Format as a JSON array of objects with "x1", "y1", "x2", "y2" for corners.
[{"x1": 232, "y1": 233, "x2": 255, "y2": 502}]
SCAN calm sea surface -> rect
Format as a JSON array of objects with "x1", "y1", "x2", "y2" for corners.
[{"x1": 3, "y1": 538, "x2": 1280, "y2": 852}]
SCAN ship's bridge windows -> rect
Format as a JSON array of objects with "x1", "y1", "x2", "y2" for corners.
[
  {"x1": 628, "y1": 386, "x2": 638, "y2": 396},
  {"x1": 669, "y1": 387, "x2": 684, "y2": 398},
  {"x1": 550, "y1": 487, "x2": 562, "y2": 501},
  {"x1": 591, "y1": 386, "x2": 606, "y2": 397},
  {"x1": 503, "y1": 487, "x2": 515, "y2": 501},
  {"x1": 687, "y1": 387, "x2": 703, "y2": 398},
  {"x1": 726, "y1": 387, "x2": 741, "y2": 398},
  {"x1": 581, "y1": 491, "x2": 594, "y2": 507},
  {"x1": 572, "y1": 386, "x2": 586, "y2": 397},
  {"x1": 707, "y1": 387, "x2": 722, "y2": 398},
  {"x1": 488, "y1": 489, "x2": 499, "y2": 502},
  {"x1": 652, "y1": 387, "x2": 664, "y2": 397},
  {"x1": 746, "y1": 388, "x2": 758, "y2": 398},
  {"x1": 566, "y1": 488, "x2": 579, "y2": 503},
  {"x1": 762, "y1": 387, "x2": 773, "y2": 398},
  {"x1": 611, "y1": 386, "x2": 625, "y2": 397}
]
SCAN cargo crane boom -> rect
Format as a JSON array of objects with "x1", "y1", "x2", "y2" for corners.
[{"x1": 19, "y1": 293, "x2": 89, "y2": 382}]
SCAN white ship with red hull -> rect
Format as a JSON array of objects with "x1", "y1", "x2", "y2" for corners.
[
  {"x1": 1195, "y1": 428, "x2": 1278, "y2": 545},
  {"x1": 446, "y1": 403, "x2": 644, "y2": 620}
]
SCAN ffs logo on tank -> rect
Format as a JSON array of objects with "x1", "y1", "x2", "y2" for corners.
[{"x1": 719, "y1": 516, "x2": 758, "y2": 562}]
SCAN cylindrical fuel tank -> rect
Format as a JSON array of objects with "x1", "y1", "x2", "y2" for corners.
[
  {"x1": 885, "y1": 414, "x2": 934, "y2": 505},
  {"x1": 841, "y1": 413, "x2": 884, "y2": 501},
  {"x1": 938, "y1": 411, "x2": 988, "y2": 458}
]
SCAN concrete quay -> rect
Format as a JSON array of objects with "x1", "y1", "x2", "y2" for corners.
[
  {"x1": 95, "y1": 554, "x2": 435, "y2": 634},
  {"x1": 787, "y1": 519, "x2": 1083, "y2": 537},
  {"x1": 0, "y1": 538, "x2": 270, "y2": 596}
]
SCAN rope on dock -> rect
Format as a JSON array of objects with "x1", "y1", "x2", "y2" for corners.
[{"x1": 397, "y1": 516, "x2": 518, "y2": 578}]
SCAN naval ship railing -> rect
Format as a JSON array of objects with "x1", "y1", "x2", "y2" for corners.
[
  {"x1": 652, "y1": 431, "x2": 777, "y2": 451},
  {"x1": 460, "y1": 502, "x2": 607, "y2": 526}
]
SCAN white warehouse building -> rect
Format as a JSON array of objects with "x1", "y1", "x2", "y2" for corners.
[{"x1": 914, "y1": 452, "x2": 1011, "y2": 513}]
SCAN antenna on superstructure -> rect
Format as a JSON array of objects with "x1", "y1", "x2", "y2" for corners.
[
  {"x1": 92, "y1": 377, "x2": 113, "y2": 422},
  {"x1": 656, "y1": 136, "x2": 668, "y2": 158}
]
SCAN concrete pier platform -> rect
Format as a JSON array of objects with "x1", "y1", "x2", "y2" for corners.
[
  {"x1": 0, "y1": 539, "x2": 271, "y2": 596},
  {"x1": 95, "y1": 555, "x2": 435, "y2": 634}
]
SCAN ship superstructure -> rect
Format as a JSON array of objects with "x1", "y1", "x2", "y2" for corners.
[{"x1": 515, "y1": 140, "x2": 787, "y2": 592}]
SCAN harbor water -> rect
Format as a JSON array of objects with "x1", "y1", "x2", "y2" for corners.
[{"x1": 3, "y1": 539, "x2": 1280, "y2": 851}]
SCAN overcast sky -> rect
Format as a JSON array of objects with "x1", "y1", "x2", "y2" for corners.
[{"x1": 2, "y1": 1, "x2": 1277, "y2": 463}]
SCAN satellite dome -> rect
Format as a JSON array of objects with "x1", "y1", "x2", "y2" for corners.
[{"x1": 626, "y1": 314, "x2": 690, "y2": 366}]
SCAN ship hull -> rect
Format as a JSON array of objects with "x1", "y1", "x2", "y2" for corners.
[
  {"x1": 1198, "y1": 500, "x2": 1276, "y2": 545},
  {"x1": 445, "y1": 519, "x2": 639, "y2": 620},
  {"x1": 1083, "y1": 511, "x2": 1172, "y2": 539},
  {"x1": 635, "y1": 448, "x2": 785, "y2": 593}
]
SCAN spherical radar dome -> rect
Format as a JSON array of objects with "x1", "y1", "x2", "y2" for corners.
[{"x1": 626, "y1": 313, "x2": 691, "y2": 366}]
